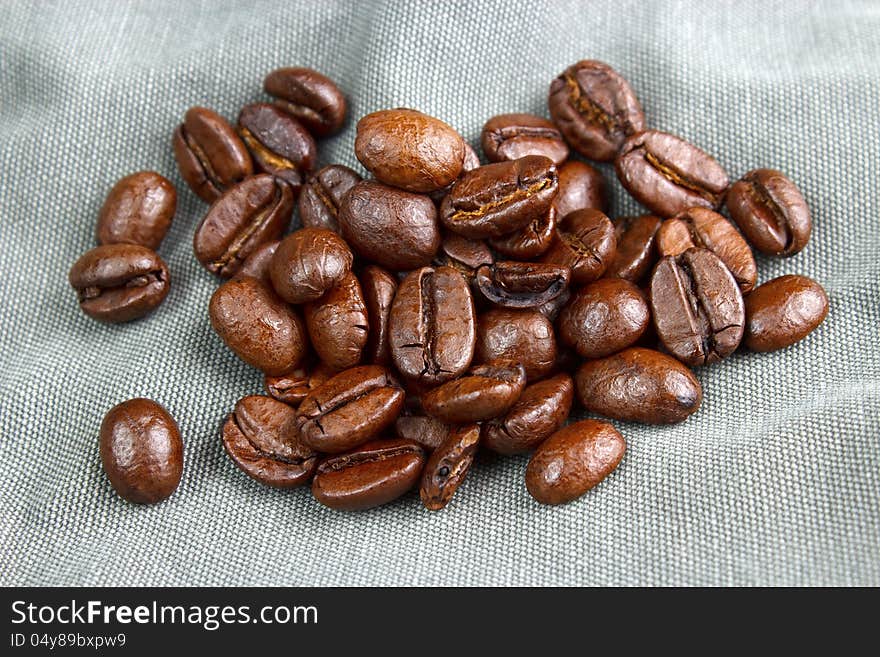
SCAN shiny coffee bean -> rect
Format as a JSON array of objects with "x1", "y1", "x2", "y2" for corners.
[
  {"x1": 744, "y1": 275, "x2": 828, "y2": 352},
  {"x1": 298, "y1": 164, "x2": 362, "y2": 232},
  {"x1": 536, "y1": 286, "x2": 571, "y2": 322},
  {"x1": 553, "y1": 160, "x2": 606, "y2": 216},
  {"x1": 433, "y1": 232, "x2": 494, "y2": 280},
  {"x1": 238, "y1": 103, "x2": 316, "y2": 193},
  {"x1": 547, "y1": 60, "x2": 644, "y2": 162},
  {"x1": 269, "y1": 227, "x2": 353, "y2": 304},
  {"x1": 264, "y1": 361, "x2": 334, "y2": 407},
  {"x1": 235, "y1": 239, "x2": 278, "y2": 284},
  {"x1": 481, "y1": 113, "x2": 569, "y2": 165},
  {"x1": 100, "y1": 398, "x2": 183, "y2": 504},
  {"x1": 221, "y1": 395, "x2": 317, "y2": 488},
  {"x1": 488, "y1": 207, "x2": 557, "y2": 259},
  {"x1": 604, "y1": 214, "x2": 661, "y2": 282},
  {"x1": 339, "y1": 180, "x2": 440, "y2": 270},
  {"x1": 355, "y1": 108, "x2": 465, "y2": 193},
  {"x1": 526, "y1": 420, "x2": 625, "y2": 505},
  {"x1": 482, "y1": 373, "x2": 573, "y2": 455},
  {"x1": 361, "y1": 265, "x2": 398, "y2": 365},
  {"x1": 428, "y1": 141, "x2": 482, "y2": 204},
  {"x1": 475, "y1": 261, "x2": 570, "y2": 309},
  {"x1": 173, "y1": 106, "x2": 253, "y2": 202},
  {"x1": 264, "y1": 67, "x2": 347, "y2": 137},
  {"x1": 394, "y1": 414, "x2": 450, "y2": 452},
  {"x1": 305, "y1": 272, "x2": 368, "y2": 371},
  {"x1": 193, "y1": 174, "x2": 293, "y2": 278},
  {"x1": 96, "y1": 171, "x2": 176, "y2": 250},
  {"x1": 421, "y1": 360, "x2": 526, "y2": 423},
  {"x1": 575, "y1": 347, "x2": 702, "y2": 424},
  {"x1": 726, "y1": 168, "x2": 811, "y2": 256},
  {"x1": 420, "y1": 423, "x2": 480, "y2": 510},
  {"x1": 476, "y1": 309, "x2": 557, "y2": 380},
  {"x1": 440, "y1": 155, "x2": 559, "y2": 239},
  {"x1": 541, "y1": 208, "x2": 616, "y2": 284},
  {"x1": 558, "y1": 278, "x2": 649, "y2": 359},
  {"x1": 650, "y1": 248, "x2": 744, "y2": 366},
  {"x1": 209, "y1": 276, "x2": 308, "y2": 376},
  {"x1": 69, "y1": 244, "x2": 170, "y2": 323},
  {"x1": 616, "y1": 130, "x2": 729, "y2": 217}
]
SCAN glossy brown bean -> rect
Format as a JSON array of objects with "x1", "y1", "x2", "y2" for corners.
[
  {"x1": 541, "y1": 208, "x2": 616, "y2": 284},
  {"x1": 96, "y1": 171, "x2": 177, "y2": 249},
  {"x1": 394, "y1": 414, "x2": 450, "y2": 452},
  {"x1": 304, "y1": 272, "x2": 368, "y2": 371},
  {"x1": 744, "y1": 275, "x2": 828, "y2": 351},
  {"x1": 237, "y1": 103, "x2": 316, "y2": 193},
  {"x1": 552, "y1": 160, "x2": 607, "y2": 216},
  {"x1": 361, "y1": 265, "x2": 398, "y2": 365},
  {"x1": 421, "y1": 360, "x2": 526, "y2": 423},
  {"x1": 264, "y1": 361, "x2": 334, "y2": 407},
  {"x1": 269, "y1": 227, "x2": 353, "y2": 304},
  {"x1": 298, "y1": 164, "x2": 362, "y2": 232},
  {"x1": 605, "y1": 214, "x2": 661, "y2": 283},
  {"x1": 488, "y1": 207, "x2": 557, "y2": 259},
  {"x1": 420, "y1": 424, "x2": 481, "y2": 510},
  {"x1": 475, "y1": 309, "x2": 557, "y2": 380},
  {"x1": 481, "y1": 113, "x2": 569, "y2": 165},
  {"x1": 264, "y1": 67, "x2": 347, "y2": 137},
  {"x1": 475, "y1": 261, "x2": 570, "y2": 309}
]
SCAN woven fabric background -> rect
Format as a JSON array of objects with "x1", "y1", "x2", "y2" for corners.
[{"x1": 1, "y1": 0, "x2": 878, "y2": 587}]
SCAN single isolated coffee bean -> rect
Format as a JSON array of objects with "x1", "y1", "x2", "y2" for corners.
[
  {"x1": 209, "y1": 276, "x2": 308, "y2": 376},
  {"x1": 542, "y1": 208, "x2": 616, "y2": 284},
  {"x1": 234, "y1": 239, "x2": 279, "y2": 284},
  {"x1": 193, "y1": 174, "x2": 293, "y2": 278},
  {"x1": 100, "y1": 398, "x2": 183, "y2": 504},
  {"x1": 221, "y1": 395, "x2": 317, "y2": 488},
  {"x1": 305, "y1": 272, "x2": 369, "y2": 371},
  {"x1": 475, "y1": 261, "x2": 570, "y2": 310},
  {"x1": 298, "y1": 164, "x2": 362, "y2": 232},
  {"x1": 575, "y1": 347, "x2": 702, "y2": 424},
  {"x1": 355, "y1": 108, "x2": 465, "y2": 193},
  {"x1": 547, "y1": 60, "x2": 645, "y2": 162},
  {"x1": 421, "y1": 360, "x2": 526, "y2": 423},
  {"x1": 394, "y1": 414, "x2": 450, "y2": 452},
  {"x1": 604, "y1": 214, "x2": 661, "y2": 282},
  {"x1": 361, "y1": 265, "x2": 398, "y2": 365},
  {"x1": 69, "y1": 244, "x2": 170, "y2": 323},
  {"x1": 481, "y1": 113, "x2": 569, "y2": 165},
  {"x1": 744, "y1": 275, "x2": 828, "y2": 352},
  {"x1": 616, "y1": 130, "x2": 729, "y2": 218},
  {"x1": 526, "y1": 420, "x2": 625, "y2": 505},
  {"x1": 433, "y1": 232, "x2": 494, "y2": 280},
  {"x1": 726, "y1": 168, "x2": 812, "y2": 256},
  {"x1": 173, "y1": 106, "x2": 253, "y2": 202},
  {"x1": 96, "y1": 171, "x2": 177, "y2": 250},
  {"x1": 264, "y1": 67, "x2": 347, "y2": 137},
  {"x1": 420, "y1": 423, "x2": 481, "y2": 511},
  {"x1": 475, "y1": 309, "x2": 557, "y2": 380},
  {"x1": 488, "y1": 207, "x2": 557, "y2": 259},
  {"x1": 650, "y1": 248, "x2": 744, "y2": 366},
  {"x1": 552, "y1": 160, "x2": 607, "y2": 216},
  {"x1": 265, "y1": 361, "x2": 334, "y2": 407},
  {"x1": 482, "y1": 373, "x2": 573, "y2": 455},
  {"x1": 269, "y1": 227, "x2": 353, "y2": 304}
]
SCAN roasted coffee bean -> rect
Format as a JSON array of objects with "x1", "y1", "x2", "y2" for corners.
[
  {"x1": 311, "y1": 438, "x2": 424, "y2": 511},
  {"x1": 541, "y1": 208, "x2": 616, "y2": 284},
  {"x1": 433, "y1": 232, "x2": 494, "y2": 279},
  {"x1": 394, "y1": 414, "x2": 450, "y2": 452},
  {"x1": 548, "y1": 60, "x2": 644, "y2": 162},
  {"x1": 221, "y1": 395, "x2": 317, "y2": 488},
  {"x1": 235, "y1": 239, "x2": 279, "y2": 284},
  {"x1": 209, "y1": 276, "x2": 308, "y2": 376},
  {"x1": 305, "y1": 272, "x2": 368, "y2": 371},
  {"x1": 526, "y1": 420, "x2": 625, "y2": 505},
  {"x1": 650, "y1": 248, "x2": 744, "y2": 366},
  {"x1": 193, "y1": 174, "x2": 293, "y2": 278},
  {"x1": 361, "y1": 265, "x2": 398, "y2": 365},
  {"x1": 476, "y1": 309, "x2": 557, "y2": 380},
  {"x1": 552, "y1": 160, "x2": 606, "y2": 216},
  {"x1": 744, "y1": 275, "x2": 828, "y2": 352},
  {"x1": 420, "y1": 423, "x2": 480, "y2": 510},
  {"x1": 428, "y1": 142, "x2": 482, "y2": 204},
  {"x1": 237, "y1": 103, "x2": 316, "y2": 193},
  {"x1": 173, "y1": 106, "x2": 253, "y2": 202},
  {"x1": 440, "y1": 155, "x2": 559, "y2": 239},
  {"x1": 269, "y1": 227, "x2": 353, "y2": 304},
  {"x1": 421, "y1": 360, "x2": 526, "y2": 423},
  {"x1": 264, "y1": 67, "x2": 347, "y2": 137},
  {"x1": 475, "y1": 261, "x2": 570, "y2": 309},
  {"x1": 96, "y1": 171, "x2": 176, "y2": 249},
  {"x1": 298, "y1": 164, "x2": 362, "y2": 232},
  {"x1": 488, "y1": 207, "x2": 556, "y2": 259},
  {"x1": 616, "y1": 130, "x2": 729, "y2": 217},
  {"x1": 389, "y1": 266, "x2": 476, "y2": 386},
  {"x1": 355, "y1": 108, "x2": 465, "y2": 193},
  {"x1": 265, "y1": 361, "x2": 334, "y2": 407},
  {"x1": 536, "y1": 286, "x2": 571, "y2": 322},
  {"x1": 100, "y1": 398, "x2": 183, "y2": 504},
  {"x1": 558, "y1": 278, "x2": 649, "y2": 358},
  {"x1": 726, "y1": 168, "x2": 811, "y2": 256},
  {"x1": 575, "y1": 347, "x2": 702, "y2": 424},
  {"x1": 481, "y1": 113, "x2": 569, "y2": 165},
  {"x1": 69, "y1": 244, "x2": 170, "y2": 323},
  {"x1": 482, "y1": 373, "x2": 573, "y2": 455},
  {"x1": 339, "y1": 180, "x2": 440, "y2": 270},
  {"x1": 656, "y1": 208, "x2": 757, "y2": 293},
  {"x1": 605, "y1": 214, "x2": 661, "y2": 282}
]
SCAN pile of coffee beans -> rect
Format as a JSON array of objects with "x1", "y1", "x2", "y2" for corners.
[{"x1": 76, "y1": 61, "x2": 829, "y2": 510}]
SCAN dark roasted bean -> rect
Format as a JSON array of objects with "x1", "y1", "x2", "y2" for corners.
[
  {"x1": 476, "y1": 309, "x2": 557, "y2": 380},
  {"x1": 96, "y1": 171, "x2": 176, "y2": 249},
  {"x1": 264, "y1": 67, "x2": 347, "y2": 137},
  {"x1": 420, "y1": 424, "x2": 480, "y2": 510},
  {"x1": 481, "y1": 113, "x2": 569, "y2": 165},
  {"x1": 553, "y1": 160, "x2": 606, "y2": 216},
  {"x1": 541, "y1": 208, "x2": 616, "y2": 284},
  {"x1": 304, "y1": 272, "x2": 369, "y2": 371},
  {"x1": 238, "y1": 103, "x2": 316, "y2": 194},
  {"x1": 744, "y1": 275, "x2": 828, "y2": 352},
  {"x1": 475, "y1": 261, "x2": 570, "y2": 309},
  {"x1": 361, "y1": 265, "x2": 398, "y2": 365},
  {"x1": 433, "y1": 232, "x2": 494, "y2": 280},
  {"x1": 265, "y1": 361, "x2": 334, "y2": 407},
  {"x1": 394, "y1": 414, "x2": 450, "y2": 452},
  {"x1": 269, "y1": 227, "x2": 353, "y2": 304},
  {"x1": 488, "y1": 207, "x2": 557, "y2": 259},
  {"x1": 234, "y1": 239, "x2": 279, "y2": 284},
  {"x1": 298, "y1": 164, "x2": 361, "y2": 232},
  {"x1": 421, "y1": 360, "x2": 526, "y2": 423},
  {"x1": 604, "y1": 214, "x2": 661, "y2": 282}
]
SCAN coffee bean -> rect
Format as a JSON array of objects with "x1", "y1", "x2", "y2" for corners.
[
  {"x1": 475, "y1": 309, "x2": 557, "y2": 380},
  {"x1": 361, "y1": 265, "x2": 398, "y2": 365},
  {"x1": 616, "y1": 130, "x2": 729, "y2": 217},
  {"x1": 69, "y1": 244, "x2": 170, "y2": 323},
  {"x1": 650, "y1": 248, "x2": 744, "y2": 366},
  {"x1": 440, "y1": 155, "x2": 559, "y2": 239},
  {"x1": 235, "y1": 239, "x2": 279, "y2": 284},
  {"x1": 311, "y1": 438, "x2": 424, "y2": 511},
  {"x1": 100, "y1": 398, "x2": 183, "y2": 504},
  {"x1": 209, "y1": 276, "x2": 308, "y2": 375},
  {"x1": 488, "y1": 207, "x2": 557, "y2": 259},
  {"x1": 604, "y1": 214, "x2": 661, "y2": 282},
  {"x1": 558, "y1": 278, "x2": 649, "y2": 358},
  {"x1": 433, "y1": 232, "x2": 494, "y2": 280},
  {"x1": 548, "y1": 60, "x2": 644, "y2": 162},
  {"x1": 420, "y1": 423, "x2": 480, "y2": 510},
  {"x1": 475, "y1": 261, "x2": 570, "y2": 309},
  {"x1": 173, "y1": 106, "x2": 253, "y2": 202},
  {"x1": 265, "y1": 361, "x2": 335, "y2": 407},
  {"x1": 552, "y1": 160, "x2": 606, "y2": 217},
  {"x1": 541, "y1": 208, "x2": 616, "y2": 284},
  {"x1": 339, "y1": 180, "x2": 440, "y2": 270},
  {"x1": 536, "y1": 285, "x2": 571, "y2": 322},
  {"x1": 305, "y1": 272, "x2": 369, "y2": 371},
  {"x1": 575, "y1": 347, "x2": 702, "y2": 423},
  {"x1": 525, "y1": 420, "x2": 625, "y2": 505},
  {"x1": 264, "y1": 67, "x2": 347, "y2": 137},
  {"x1": 298, "y1": 164, "x2": 362, "y2": 232},
  {"x1": 96, "y1": 171, "x2": 176, "y2": 250},
  {"x1": 726, "y1": 168, "x2": 811, "y2": 256},
  {"x1": 394, "y1": 414, "x2": 450, "y2": 452},
  {"x1": 193, "y1": 174, "x2": 293, "y2": 278},
  {"x1": 744, "y1": 275, "x2": 828, "y2": 352},
  {"x1": 221, "y1": 395, "x2": 317, "y2": 487},
  {"x1": 428, "y1": 141, "x2": 482, "y2": 204},
  {"x1": 355, "y1": 108, "x2": 465, "y2": 193},
  {"x1": 481, "y1": 113, "x2": 569, "y2": 165},
  {"x1": 482, "y1": 373, "x2": 573, "y2": 455},
  {"x1": 389, "y1": 266, "x2": 476, "y2": 386},
  {"x1": 421, "y1": 360, "x2": 526, "y2": 423},
  {"x1": 269, "y1": 227, "x2": 353, "y2": 304}
]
